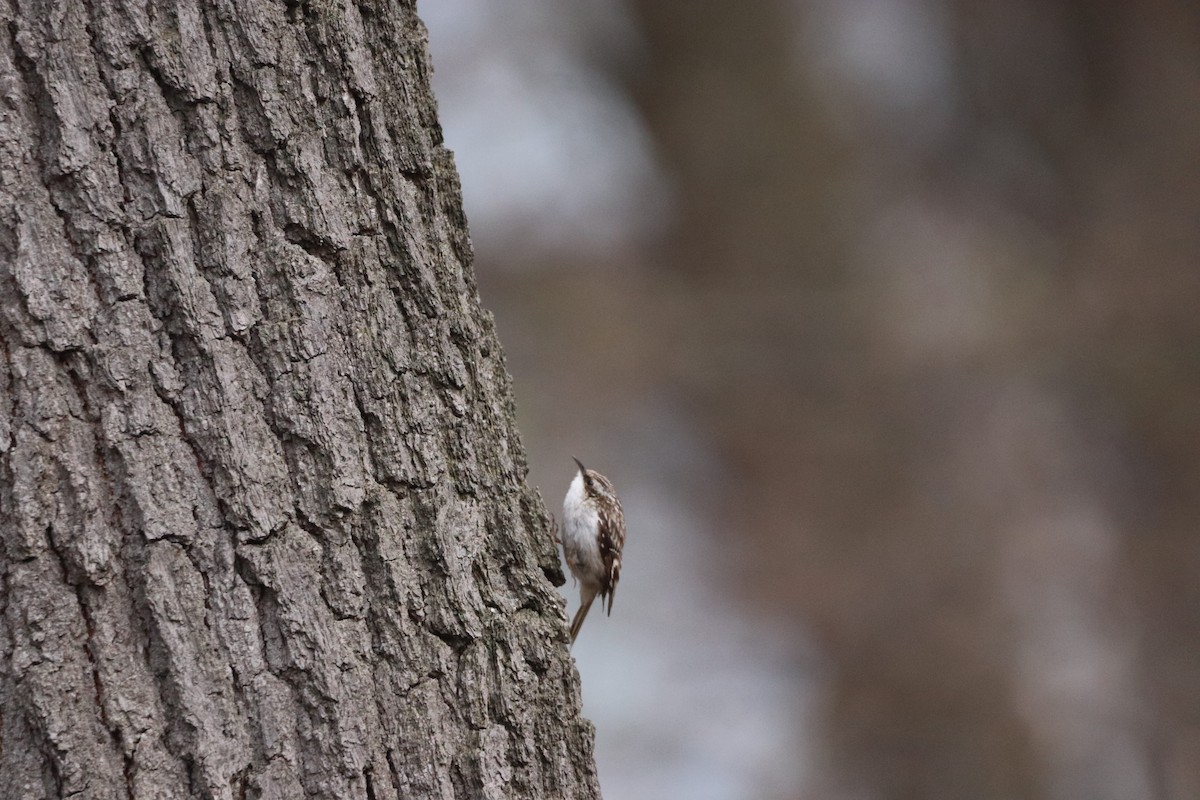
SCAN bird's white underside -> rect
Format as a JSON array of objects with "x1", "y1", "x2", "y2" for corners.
[{"x1": 562, "y1": 471, "x2": 604, "y2": 589}]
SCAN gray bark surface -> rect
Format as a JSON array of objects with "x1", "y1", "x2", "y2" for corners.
[{"x1": 0, "y1": 1, "x2": 599, "y2": 798}]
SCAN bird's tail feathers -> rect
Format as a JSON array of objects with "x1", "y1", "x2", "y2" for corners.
[{"x1": 569, "y1": 593, "x2": 596, "y2": 644}]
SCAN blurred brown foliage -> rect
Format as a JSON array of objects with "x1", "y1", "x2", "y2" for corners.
[{"x1": 475, "y1": 1, "x2": 1200, "y2": 798}]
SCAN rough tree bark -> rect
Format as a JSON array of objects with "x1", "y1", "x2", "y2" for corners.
[{"x1": 0, "y1": 1, "x2": 600, "y2": 798}]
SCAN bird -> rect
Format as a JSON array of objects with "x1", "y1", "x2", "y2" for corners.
[{"x1": 561, "y1": 457, "x2": 626, "y2": 644}]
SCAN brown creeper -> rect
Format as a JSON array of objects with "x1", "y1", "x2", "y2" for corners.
[{"x1": 561, "y1": 457, "x2": 626, "y2": 644}]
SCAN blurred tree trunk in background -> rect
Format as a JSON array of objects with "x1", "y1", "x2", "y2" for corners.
[
  {"x1": 0, "y1": 1, "x2": 598, "y2": 798},
  {"x1": 624, "y1": 1, "x2": 1200, "y2": 798}
]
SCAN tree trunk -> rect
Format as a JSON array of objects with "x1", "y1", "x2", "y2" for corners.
[{"x1": 0, "y1": 1, "x2": 599, "y2": 798}]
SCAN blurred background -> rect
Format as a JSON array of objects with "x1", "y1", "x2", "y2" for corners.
[{"x1": 421, "y1": 2, "x2": 1200, "y2": 798}]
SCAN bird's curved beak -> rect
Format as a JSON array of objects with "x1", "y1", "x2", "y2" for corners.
[{"x1": 572, "y1": 456, "x2": 586, "y2": 474}]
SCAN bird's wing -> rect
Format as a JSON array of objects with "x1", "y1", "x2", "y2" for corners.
[{"x1": 597, "y1": 497, "x2": 625, "y2": 616}]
